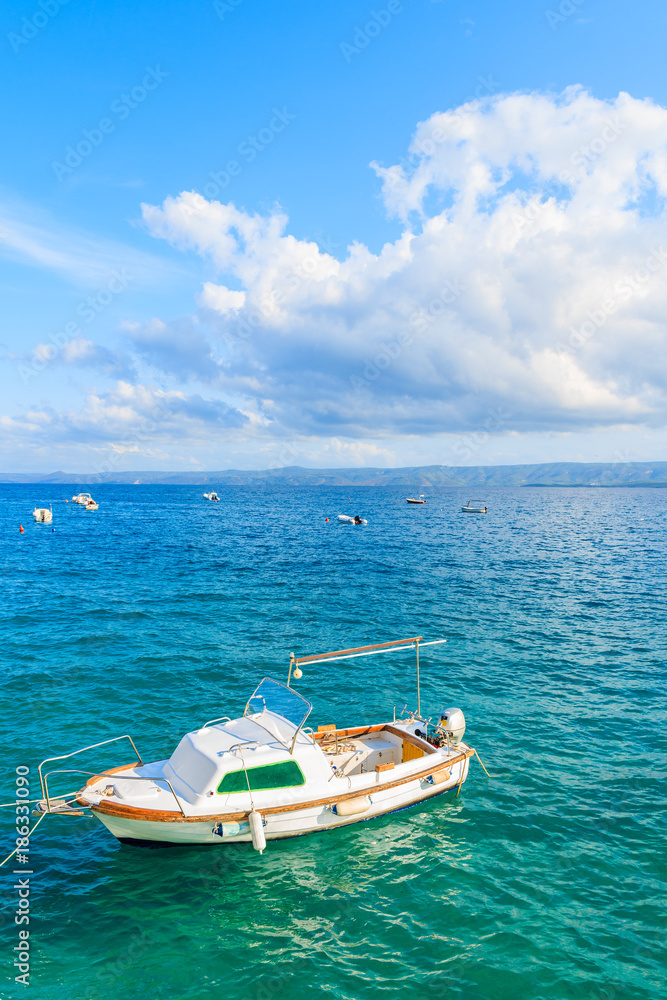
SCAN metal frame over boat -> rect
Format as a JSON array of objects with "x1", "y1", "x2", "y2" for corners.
[{"x1": 37, "y1": 637, "x2": 475, "y2": 853}]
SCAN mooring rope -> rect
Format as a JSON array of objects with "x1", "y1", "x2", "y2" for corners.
[
  {"x1": 0, "y1": 799, "x2": 43, "y2": 809},
  {"x1": 0, "y1": 812, "x2": 48, "y2": 869},
  {"x1": 474, "y1": 749, "x2": 499, "y2": 778},
  {"x1": 0, "y1": 791, "x2": 79, "y2": 809}
]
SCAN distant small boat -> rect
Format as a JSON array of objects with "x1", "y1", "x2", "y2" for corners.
[
  {"x1": 461, "y1": 499, "x2": 487, "y2": 514},
  {"x1": 337, "y1": 514, "x2": 367, "y2": 525},
  {"x1": 33, "y1": 507, "x2": 53, "y2": 523},
  {"x1": 83, "y1": 500, "x2": 99, "y2": 511},
  {"x1": 203, "y1": 492, "x2": 219, "y2": 502},
  {"x1": 406, "y1": 496, "x2": 426, "y2": 504},
  {"x1": 72, "y1": 493, "x2": 93, "y2": 505}
]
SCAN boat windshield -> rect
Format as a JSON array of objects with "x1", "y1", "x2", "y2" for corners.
[{"x1": 244, "y1": 677, "x2": 312, "y2": 733}]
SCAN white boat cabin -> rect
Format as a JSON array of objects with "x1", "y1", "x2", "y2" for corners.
[
  {"x1": 79, "y1": 677, "x2": 444, "y2": 817},
  {"x1": 40, "y1": 637, "x2": 473, "y2": 851}
]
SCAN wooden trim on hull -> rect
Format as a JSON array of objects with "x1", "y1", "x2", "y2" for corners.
[
  {"x1": 312, "y1": 723, "x2": 436, "y2": 754},
  {"x1": 112, "y1": 777, "x2": 463, "y2": 846},
  {"x1": 84, "y1": 746, "x2": 474, "y2": 825},
  {"x1": 81, "y1": 762, "x2": 139, "y2": 790}
]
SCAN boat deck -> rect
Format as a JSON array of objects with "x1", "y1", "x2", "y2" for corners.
[{"x1": 314, "y1": 725, "x2": 433, "y2": 776}]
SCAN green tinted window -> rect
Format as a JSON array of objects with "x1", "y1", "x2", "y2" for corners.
[{"x1": 217, "y1": 759, "x2": 305, "y2": 794}]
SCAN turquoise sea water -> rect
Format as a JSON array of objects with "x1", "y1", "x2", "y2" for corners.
[{"x1": 0, "y1": 484, "x2": 665, "y2": 1000}]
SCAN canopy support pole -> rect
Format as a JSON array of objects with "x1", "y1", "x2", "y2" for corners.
[{"x1": 416, "y1": 639, "x2": 421, "y2": 718}]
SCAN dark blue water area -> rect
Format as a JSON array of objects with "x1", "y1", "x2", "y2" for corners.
[{"x1": 0, "y1": 484, "x2": 665, "y2": 999}]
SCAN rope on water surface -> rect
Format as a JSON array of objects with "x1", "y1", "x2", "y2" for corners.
[
  {"x1": 456, "y1": 748, "x2": 500, "y2": 795},
  {"x1": 473, "y1": 749, "x2": 499, "y2": 778},
  {"x1": 0, "y1": 812, "x2": 47, "y2": 869},
  {"x1": 0, "y1": 790, "x2": 81, "y2": 809}
]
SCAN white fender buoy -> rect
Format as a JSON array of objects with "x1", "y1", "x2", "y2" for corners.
[
  {"x1": 429, "y1": 768, "x2": 452, "y2": 785},
  {"x1": 333, "y1": 795, "x2": 371, "y2": 816},
  {"x1": 249, "y1": 810, "x2": 266, "y2": 853}
]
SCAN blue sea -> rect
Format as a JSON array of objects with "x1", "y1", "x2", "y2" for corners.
[{"x1": 0, "y1": 484, "x2": 665, "y2": 999}]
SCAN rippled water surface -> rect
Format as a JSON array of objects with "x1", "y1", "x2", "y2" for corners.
[{"x1": 0, "y1": 484, "x2": 665, "y2": 999}]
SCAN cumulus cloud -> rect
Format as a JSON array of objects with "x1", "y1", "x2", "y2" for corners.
[
  {"x1": 3, "y1": 382, "x2": 248, "y2": 455},
  {"x1": 135, "y1": 87, "x2": 667, "y2": 445},
  {"x1": 5, "y1": 86, "x2": 667, "y2": 469},
  {"x1": 26, "y1": 336, "x2": 136, "y2": 380},
  {"x1": 120, "y1": 317, "x2": 222, "y2": 381}
]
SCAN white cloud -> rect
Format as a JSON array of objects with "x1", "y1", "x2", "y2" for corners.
[
  {"x1": 199, "y1": 283, "x2": 246, "y2": 314},
  {"x1": 2, "y1": 381, "x2": 248, "y2": 456},
  {"x1": 136, "y1": 87, "x2": 667, "y2": 446},
  {"x1": 120, "y1": 317, "x2": 221, "y2": 381},
  {"x1": 27, "y1": 335, "x2": 134, "y2": 380},
  {"x1": 4, "y1": 87, "x2": 667, "y2": 470}
]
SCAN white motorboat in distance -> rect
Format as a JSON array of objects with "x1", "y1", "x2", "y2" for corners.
[
  {"x1": 72, "y1": 493, "x2": 93, "y2": 505},
  {"x1": 406, "y1": 495, "x2": 427, "y2": 504},
  {"x1": 461, "y1": 499, "x2": 488, "y2": 513},
  {"x1": 37, "y1": 637, "x2": 475, "y2": 852},
  {"x1": 337, "y1": 514, "x2": 367, "y2": 525},
  {"x1": 203, "y1": 492, "x2": 219, "y2": 502},
  {"x1": 32, "y1": 506, "x2": 53, "y2": 523}
]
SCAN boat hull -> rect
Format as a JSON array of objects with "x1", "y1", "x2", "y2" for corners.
[{"x1": 90, "y1": 756, "x2": 470, "y2": 846}]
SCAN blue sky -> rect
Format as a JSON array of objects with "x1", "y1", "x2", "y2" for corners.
[{"x1": 2, "y1": 0, "x2": 667, "y2": 472}]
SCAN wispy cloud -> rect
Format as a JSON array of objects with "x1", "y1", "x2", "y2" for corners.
[{"x1": 0, "y1": 195, "x2": 186, "y2": 288}]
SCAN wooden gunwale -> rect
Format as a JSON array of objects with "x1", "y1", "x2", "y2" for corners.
[
  {"x1": 82, "y1": 744, "x2": 474, "y2": 824},
  {"x1": 313, "y1": 724, "x2": 434, "y2": 753},
  {"x1": 81, "y1": 762, "x2": 139, "y2": 790}
]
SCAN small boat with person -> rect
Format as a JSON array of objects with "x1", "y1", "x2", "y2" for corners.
[
  {"x1": 406, "y1": 496, "x2": 426, "y2": 504},
  {"x1": 36, "y1": 636, "x2": 475, "y2": 852},
  {"x1": 83, "y1": 500, "x2": 99, "y2": 511},
  {"x1": 337, "y1": 514, "x2": 367, "y2": 525},
  {"x1": 32, "y1": 506, "x2": 53, "y2": 523},
  {"x1": 203, "y1": 492, "x2": 219, "y2": 502},
  {"x1": 461, "y1": 499, "x2": 488, "y2": 513},
  {"x1": 72, "y1": 493, "x2": 93, "y2": 505}
]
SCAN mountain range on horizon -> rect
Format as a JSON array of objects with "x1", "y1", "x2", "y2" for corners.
[{"x1": 1, "y1": 461, "x2": 666, "y2": 487}]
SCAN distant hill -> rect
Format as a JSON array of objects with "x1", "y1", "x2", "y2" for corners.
[{"x1": 1, "y1": 462, "x2": 666, "y2": 487}]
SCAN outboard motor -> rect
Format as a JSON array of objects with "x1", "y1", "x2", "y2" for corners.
[{"x1": 439, "y1": 707, "x2": 466, "y2": 744}]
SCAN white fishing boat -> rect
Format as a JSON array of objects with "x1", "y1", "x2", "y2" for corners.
[
  {"x1": 72, "y1": 493, "x2": 93, "y2": 505},
  {"x1": 337, "y1": 514, "x2": 367, "y2": 525},
  {"x1": 203, "y1": 492, "x2": 219, "y2": 502},
  {"x1": 83, "y1": 500, "x2": 99, "y2": 511},
  {"x1": 461, "y1": 499, "x2": 487, "y2": 513},
  {"x1": 37, "y1": 637, "x2": 475, "y2": 852},
  {"x1": 32, "y1": 506, "x2": 53, "y2": 523},
  {"x1": 406, "y1": 495, "x2": 426, "y2": 504}
]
